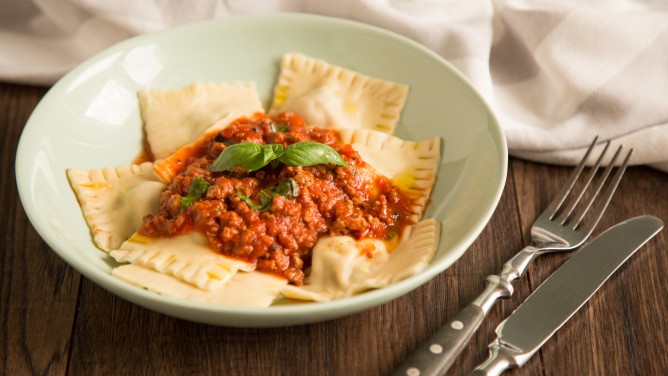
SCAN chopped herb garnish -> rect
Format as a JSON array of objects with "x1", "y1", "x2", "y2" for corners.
[
  {"x1": 180, "y1": 177, "x2": 211, "y2": 208},
  {"x1": 236, "y1": 179, "x2": 300, "y2": 212},
  {"x1": 269, "y1": 122, "x2": 292, "y2": 132}
]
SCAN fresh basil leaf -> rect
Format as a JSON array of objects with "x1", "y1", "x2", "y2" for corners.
[
  {"x1": 210, "y1": 143, "x2": 273, "y2": 172},
  {"x1": 264, "y1": 144, "x2": 284, "y2": 164},
  {"x1": 180, "y1": 177, "x2": 211, "y2": 208},
  {"x1": 279, "y1": 142, "x2": 347, "y2": 167},
  {"x1": 210, "y1": 141, "x2": 345, "y2": 173}
]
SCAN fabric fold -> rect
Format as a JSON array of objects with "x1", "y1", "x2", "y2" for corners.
[{"x1": 2, "y1": 0, "x2": 667, "y2": 170}]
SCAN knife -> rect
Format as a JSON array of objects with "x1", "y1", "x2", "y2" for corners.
[{"x1": 470, "y1": 215, "x2": 663, "y2": 375}]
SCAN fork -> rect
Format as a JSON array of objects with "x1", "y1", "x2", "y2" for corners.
[{"x1": 392, "y1": 137, "x2": 633, "y2": 376}]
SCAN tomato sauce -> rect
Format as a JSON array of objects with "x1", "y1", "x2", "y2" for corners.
[{"x1": 139, "y1": 112, "x2": 416, "y2": 285}]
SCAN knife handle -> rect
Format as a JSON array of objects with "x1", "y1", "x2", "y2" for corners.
[
  {"x1": 392, "y1": 304, "x2": 485, "y2": 376},
  {"x1": 392, "y1": 246, "x2": 538, "y2": 376}
]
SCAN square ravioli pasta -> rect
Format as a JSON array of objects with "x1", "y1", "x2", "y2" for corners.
[
  {"x1": 269, "y1": 53, "x2": 408, "y2": 134},
  {"x1": 139, "y1": 81, "x2": 264, "y2": 160}
]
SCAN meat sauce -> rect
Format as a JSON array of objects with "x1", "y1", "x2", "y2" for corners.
[{"x1": 139, "y1": 112, "x2": 416, "y2": 285}]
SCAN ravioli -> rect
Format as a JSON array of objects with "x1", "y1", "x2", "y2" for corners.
[
  {"x1": 139, "y1": 81, "x2": 264, "y2": 159},
  {"x1": 66, "y1": 162, "x2": 165, "y2": 251},
  {"x1": 337, "y1": 127, "x2": 440, "y2": 222},
  {"x1": 269, "y1": 53, "x2": 408, "y2": 133},
  {"x1": 109, "y1": 232, "x2": 255, "y2": 291},
  {"x1": 152, "y1": 112, "x2": 241, "y2": 184},
  {"x1": 113, "y1": 264, "x2": 287, "y2": 307},
  {"x1": 281, "y1": 218, "x2": 440, "y2": 302}
]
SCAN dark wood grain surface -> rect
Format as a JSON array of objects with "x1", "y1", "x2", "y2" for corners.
[{"x1": 2, "y1": 81, "x2": 667, "y2": 376}]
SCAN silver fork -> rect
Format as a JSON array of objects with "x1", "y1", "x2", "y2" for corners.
[{"x1": 392, "y1": 137, "x2": 633, "y2": 376}]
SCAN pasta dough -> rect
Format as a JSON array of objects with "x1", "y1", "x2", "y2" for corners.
[
  {"x1": 281, "y1": 219, "x2": 440, "y2": 301},
  {"x1": 269, "y1": 53, "x2": 408, "y2": 134},
  {"x1": 140, "y1": 82, "x2": 264, "y2": 159},
  {"x1": 66, "y1": 162, "x2": 165, "y2": 251}
]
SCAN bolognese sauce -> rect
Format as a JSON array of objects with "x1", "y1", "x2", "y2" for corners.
[{"x1": 139, "y1": 112, "x2": 416, "y2": 285}]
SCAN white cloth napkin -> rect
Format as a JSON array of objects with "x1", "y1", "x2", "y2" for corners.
[{"x1": 3, "y1": 0, "x2": 668, "y2": 171}]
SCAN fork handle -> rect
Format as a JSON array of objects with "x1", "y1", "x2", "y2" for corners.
[
  {"x1": 391, "y1": 276, "x2": 513, "y2": 376},
  {"x1": 392, "y1": 246, "x2": 541, "y2": 376}
]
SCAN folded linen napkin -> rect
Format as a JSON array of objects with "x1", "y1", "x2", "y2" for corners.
[{"x1": 2, "y1": 0, "x2": 668, "y2": 171}]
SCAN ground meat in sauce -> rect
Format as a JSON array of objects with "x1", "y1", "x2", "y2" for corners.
[{"x1": 139, "y1": 112, "x2": 416, "y2": 285}]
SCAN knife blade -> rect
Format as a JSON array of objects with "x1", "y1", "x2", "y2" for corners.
[{"x1": 470, "y1": 215, "x2": 663, "y2": 376}]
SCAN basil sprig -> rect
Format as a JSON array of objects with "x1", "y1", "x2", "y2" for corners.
[
  {"x1": 180, "y1": 177, "x2": 211, "y2": 208},
  {"x1": 237, "y1": 179, "x2": 300, "y2": 212},
  {"x1": 209, "y1": 142, "x2": 346, "y2": 172}
]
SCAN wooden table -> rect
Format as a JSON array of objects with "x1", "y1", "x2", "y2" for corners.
[{"x1": 2, "y1": 81, "x2": 667, "y2": 376}]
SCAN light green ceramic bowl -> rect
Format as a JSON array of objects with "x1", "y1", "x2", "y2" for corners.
[{"x1": 16, "y1": 13, "x2": 507, "y2": 327}]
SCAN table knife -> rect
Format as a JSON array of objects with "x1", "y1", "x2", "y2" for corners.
[{"x1": 470, "y1": 215, "x2": 663, "y2": 375}]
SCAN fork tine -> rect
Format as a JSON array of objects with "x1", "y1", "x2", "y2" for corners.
[
  {"x1": 546, "y1": 136, "x2": 599, "y2": 218},
  {"x1": 555, "y1": 140, "x2": 611, "y2": 224},
  {"x1": 572, "y1": 147, "x2": 633, "y2": 230},
  {"x1": 566, "y1": 144, "x2": 623, "y2": 226}
]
